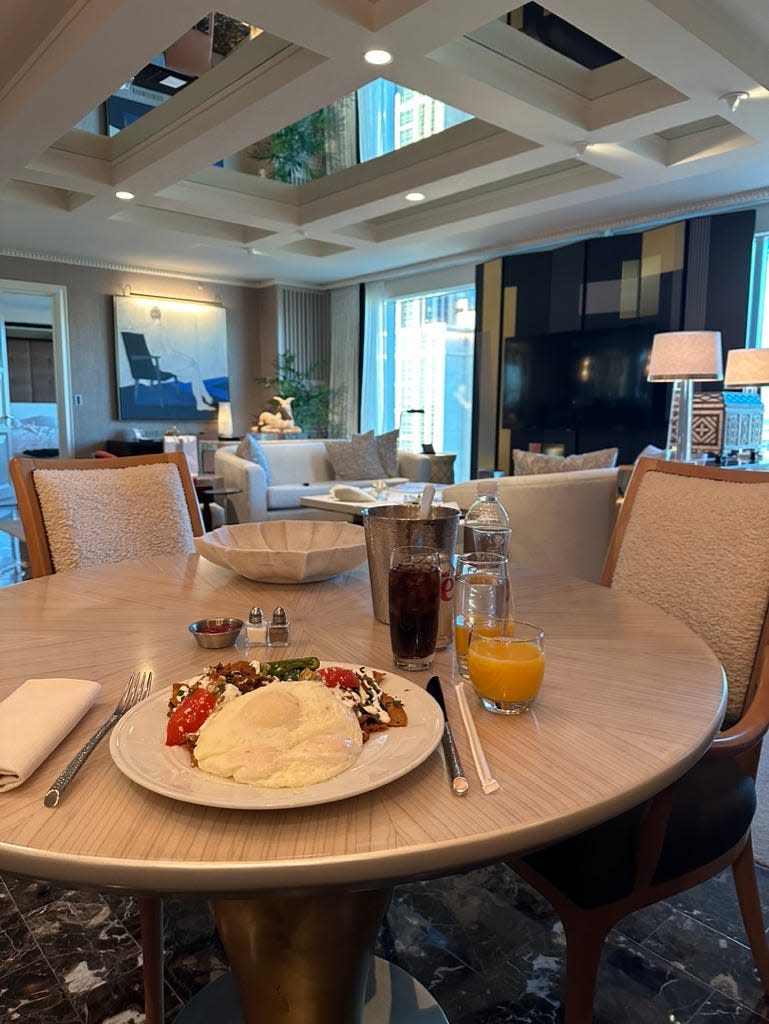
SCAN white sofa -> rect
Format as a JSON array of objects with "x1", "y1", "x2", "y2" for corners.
[
  {"x1": 213, "y1": 438, "x2": 433, "y2": 524},
  {"x1": 443, "y1": 467, "x2": 620, "y2": 582}
]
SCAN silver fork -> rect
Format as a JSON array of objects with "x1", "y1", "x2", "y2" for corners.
[{"x1": 43, "y1": 670, "x2": 153, "y2": 807}]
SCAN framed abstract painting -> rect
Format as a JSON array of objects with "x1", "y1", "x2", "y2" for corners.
[{"x1": 114, "y1": 295, "x2": 229, "y2": 420}]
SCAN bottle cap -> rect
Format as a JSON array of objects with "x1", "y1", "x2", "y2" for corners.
[
  {"x1": 476, "y1": 479, "x2": 499, "y2": 496},
  {"x1": 249, "y1": 606, "x2": 264, "y2": 624},
  {"x1": 271, "y1": 606, "x2": 288, "y2": 624}
]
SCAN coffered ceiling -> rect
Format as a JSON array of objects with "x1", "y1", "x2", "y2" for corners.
[{"x1": 1, "y1": 0, "x2": 768, "y2": 288}]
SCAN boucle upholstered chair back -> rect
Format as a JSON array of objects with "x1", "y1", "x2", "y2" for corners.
[
  {"x1": 10, "y1": 453, "x2": 203, "y2": 578},
  {"x1": 602, "y1": 458, "x2": 769, "y2": 727}
]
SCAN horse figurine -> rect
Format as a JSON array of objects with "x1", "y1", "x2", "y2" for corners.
[{"x1": 257, "y1": 395, "x2": 302, "y2": 434}]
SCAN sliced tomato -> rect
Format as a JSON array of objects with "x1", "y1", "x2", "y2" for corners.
[
  {"x1": 316, "y1": 666, "x2": 361, "y2": 690},
  {"x1": 165, "y1": 688, "x2": 217, "y2": 746}
]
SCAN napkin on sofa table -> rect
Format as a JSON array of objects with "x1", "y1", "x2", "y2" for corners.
[
  {"x1": 0, "y1": 678, "x2": 102, "y2": 792},
  {"x1": 330, "y1": 485, "x2": 376, "y2": 502}
]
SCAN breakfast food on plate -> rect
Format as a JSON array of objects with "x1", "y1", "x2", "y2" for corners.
[
  {"x1": 164, "y1": 658, "x2": 407, "y2": 789},
  {"x1": 194, "y1": 681, "x2": 363, "y2": 787}
]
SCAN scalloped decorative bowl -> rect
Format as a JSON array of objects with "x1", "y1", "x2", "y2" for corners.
[{"x1": 194, "y1": 520, "x2": 367, "y2": 583}]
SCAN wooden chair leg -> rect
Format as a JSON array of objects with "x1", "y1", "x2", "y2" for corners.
[
  {"x1": 732, "y1": 834, "x2": 769, "y2": 995},
  {"x1": 138, "y1": 897, "x2": 165, "y2": 1024},
  {"x1": 561, "y1": 912, "x2": 611, "y2": 1024}
]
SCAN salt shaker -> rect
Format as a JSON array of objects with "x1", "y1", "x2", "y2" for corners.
[
  {"x1": 245, "y1": 606, "x2": 269, "y2": 647},
  {"x1": 267, "y1": 606, "x2": 290, "y2": 646}
]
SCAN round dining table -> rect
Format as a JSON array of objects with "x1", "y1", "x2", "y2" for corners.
[{"x1": 0, "y1": 554, "x2": 727, "y2": 1024}]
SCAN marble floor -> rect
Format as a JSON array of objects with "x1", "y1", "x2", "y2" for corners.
[
  {"x1": 2, "y1": 523, "x2": 769, "y2": 1023},
  {"x1": 2, "y1": 863, "x2": 769, "y2": 1023}
]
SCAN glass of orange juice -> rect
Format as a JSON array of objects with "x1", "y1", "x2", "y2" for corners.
[
  {"x1": 454, "y1": 553, "x2": 511, "y2": 679},
  {"x1": 467, "y1": 619, "x2": 545, "y2": 714}
]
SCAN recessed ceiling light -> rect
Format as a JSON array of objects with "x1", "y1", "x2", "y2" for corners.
[
  {"x1": 364, "y1": 48, "x2": 393, "y2": 66},
  {"x1": 405, "y1": 191, "x2": 426, "y2": 202},
  {"x1": 248, "y1": 247, "x2": 263, "y2": 255},
  {"x1": 115, "y1": 190, "x2": 135, "y2": 201}
]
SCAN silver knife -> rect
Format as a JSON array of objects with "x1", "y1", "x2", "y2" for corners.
[{"x1": 426, "y1": 675, "x2": 469, "y2": 795}]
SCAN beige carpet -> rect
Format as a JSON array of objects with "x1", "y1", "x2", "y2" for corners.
[{"x1": 753, "y1": 744, "x2": 769, "y2": 867}]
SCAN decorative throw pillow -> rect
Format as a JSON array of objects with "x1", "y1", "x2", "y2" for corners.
[
  {"x1": 324, "y1": 431, "x2": 387, "y2": 479},
  {"x1": 376, "y1": 429, "x2": 400, "y2": 477},
  {"x1": 236, "y1": 434, "x2": 272, "y2": 484},
  {"x1": 513, "y1": 447, "x2": 619, "y2": 476}
]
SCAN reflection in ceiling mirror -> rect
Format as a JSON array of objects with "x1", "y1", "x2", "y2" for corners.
[
  {"x1": 223, "y1": 80, "x2": 473, "y2": 185},
  {"x1": 508, "y1": 4, "x2": 622, "y2": 69},
  {"x1": 75, "y1": 13, "x2": 262, "y2": 137}
]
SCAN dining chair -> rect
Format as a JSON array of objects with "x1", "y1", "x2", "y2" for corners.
[
  {"x1": 9, "y1": 451, "x2": 203, "y2": 578},
  {"x1": 9, "y1": 451, "x2": 203, "y2": 1023},
  {"x1": 507, "y1": 457, "x2": 769, "y2": 1023}
]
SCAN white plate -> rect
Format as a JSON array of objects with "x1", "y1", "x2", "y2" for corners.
[{"x1": 109, "y1": 664, "x2": 443, "y2": 809}]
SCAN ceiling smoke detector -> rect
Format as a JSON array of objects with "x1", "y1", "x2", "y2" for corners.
[{"x1": 721, "y1": 91, "x2": 749, "y2": 112}]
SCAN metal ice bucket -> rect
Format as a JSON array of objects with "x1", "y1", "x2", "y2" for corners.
[{"x1": 361, "y1": 504, "x2": 460, "y2": 623}]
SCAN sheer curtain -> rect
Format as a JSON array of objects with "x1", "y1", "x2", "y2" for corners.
[
  {"x1": 360, "y1": 281, "x2": 394, "y2": 435},
  {"x1": 329, "y1": 285, "x2": 360, "y2": 438}
]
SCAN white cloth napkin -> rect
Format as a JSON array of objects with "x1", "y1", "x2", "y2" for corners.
[
  {"x1": 0, "y1": 678, "x2": 102, "y2": 792},
  {"x1": 330, "y1": 485, "x2": 375, "y2": 502}
]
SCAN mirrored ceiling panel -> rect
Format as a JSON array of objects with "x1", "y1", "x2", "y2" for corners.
[
  {"x1": 219, "y1": 79, "x2": 473, "y2": 185},
  {"x1": 508, "y1": 4, "x2": 622, "y2": 70},
  {"x1": 75, "y1": 12, "x2": 262, "y2": 137}
]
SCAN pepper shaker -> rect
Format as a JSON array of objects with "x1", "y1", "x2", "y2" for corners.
[
  {"x1": 267, "y1": 606, "x2": 290, "y2": 646},
  {"x1": 245, "y1": 606, "x2": 269, "y2": 647}
]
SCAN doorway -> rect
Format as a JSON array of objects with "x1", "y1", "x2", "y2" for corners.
[{"x1": 0, "y1": 281, "x2": 73, "y2": 493}]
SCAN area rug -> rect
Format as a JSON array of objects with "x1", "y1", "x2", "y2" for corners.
[{"x1": 752, "y1": 743, "x2": 769, "y2": 867}]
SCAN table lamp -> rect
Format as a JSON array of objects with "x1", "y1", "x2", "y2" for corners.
[
  {"x1": 217, "y1": 400, "x2": 234, "y2": 439},
  {"x1": 723, "y1": 347, "x2": 769, "y2": 393},
  {"x1": 724, "y1": 347, "x2": 769, "y2": 459},
  {"x1": 647, "y1": 331, "x2": 723, "y2": 462}
]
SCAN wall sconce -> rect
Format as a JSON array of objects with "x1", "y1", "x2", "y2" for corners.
[
  {"x1": 217, "y1": 401, "x2": 234, "y2": 439},
  {"x1": 648, "y1": 331, "x2": 723, "y2": 462}
]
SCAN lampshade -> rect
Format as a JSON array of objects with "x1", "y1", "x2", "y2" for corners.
[
  {"x1": 647, "y1": 331, "x2": 723, "y2": 382},
  {"x1": 217, "y1": 401, "x2": 234, "y2": 438},
  {"x1": 723, "y1": 348, "x2": 769, "y2": 388}
]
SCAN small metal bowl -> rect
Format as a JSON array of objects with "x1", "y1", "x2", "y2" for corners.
[{"x1": 188, "y1": 617, "x2": 244, "y2": 649}]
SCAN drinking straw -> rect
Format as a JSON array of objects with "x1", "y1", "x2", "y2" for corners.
[{"x1": 453, "y1": 678, "x2": 501, "y2": 794}]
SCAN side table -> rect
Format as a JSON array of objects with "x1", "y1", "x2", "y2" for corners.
[
  {"x1": 199, "y1": 437, "x2": 241, "y2": 475},
  {"x1": 194, "y1": 483, "x2": 241, "y2": 532}
]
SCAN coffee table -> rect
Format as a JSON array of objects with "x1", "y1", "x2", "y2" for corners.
[{"x1": 301, "y1": 485, "x2": 455, "y2": 523}]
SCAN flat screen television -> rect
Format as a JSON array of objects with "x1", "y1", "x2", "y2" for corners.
[{"x1": 502, "y1": 325, "x2": 670, "y2": 437}]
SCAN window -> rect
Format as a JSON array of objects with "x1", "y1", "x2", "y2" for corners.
[
  {"x1": 361, "y1": 285, "x2": 476, "y2": 482},
  {"x1": 748, "y1": 234, "x2": 769, "y2": 445}
]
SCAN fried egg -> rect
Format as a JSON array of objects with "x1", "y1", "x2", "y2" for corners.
[{"x1": 193, "y1": 680, "x2": 363, "y2": 788}]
